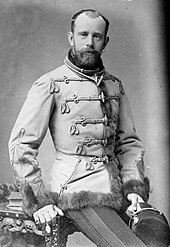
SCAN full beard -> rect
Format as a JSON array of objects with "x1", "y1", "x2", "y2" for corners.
[{"x1": 73, "y1": 48, "x2": 102, "y2": 70}]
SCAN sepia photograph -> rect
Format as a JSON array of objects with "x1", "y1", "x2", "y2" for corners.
[{"x1": 0, "y1": 0, "x2": 169, "y2": 246}]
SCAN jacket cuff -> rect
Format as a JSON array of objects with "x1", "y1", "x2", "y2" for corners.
[
  {"x1": 21, "y1": 183, "x2": 58, "y2": 217},
  {"x1": 122, "y1": 177, "x2": 150, "y2": 202}
]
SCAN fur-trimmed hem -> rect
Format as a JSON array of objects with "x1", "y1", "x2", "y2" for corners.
[
  {"x1": 122, "y1": 177, "x2": 150, "y2": 202},
  {"x1": 21, "y1": 178, "x2": 150, "y2": 217},
  {"x1": 58, "y1": 191, "x2": 123, "y2": 212},
  {"x1": 21, "y1": 183, "x2": 123, "y2": 217}
]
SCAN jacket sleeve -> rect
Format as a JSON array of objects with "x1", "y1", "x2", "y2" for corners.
[
  {"x1": 115, "y1": 88, "x2": 149, "y2": 202},
  {"x1": 8, "y1": 76, "x2": 55, "y2": 197}
]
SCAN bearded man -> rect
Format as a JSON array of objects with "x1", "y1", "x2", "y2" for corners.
[{"x1": 8, "y1": 9, "x2": 149, "y2": 247}]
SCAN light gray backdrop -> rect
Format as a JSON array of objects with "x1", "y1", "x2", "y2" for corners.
[{"x1": 0, "y1": 0, "x2": 169, "y2": 246}]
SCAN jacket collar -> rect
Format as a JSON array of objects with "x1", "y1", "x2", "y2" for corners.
[
  {"x1": 64, "y1": 50, "x2": 105, "y2": 77},
  {"x1": 64, "y1": 56, "x2": 105, "y2": 86}
]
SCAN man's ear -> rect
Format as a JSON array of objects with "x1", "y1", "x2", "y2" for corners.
[
  {"x1": 103, "y1": 36, "x2": 109, "y2": 50},
  {"x1": 67, "y1": 31, "x2": 74, "y2": 46}
]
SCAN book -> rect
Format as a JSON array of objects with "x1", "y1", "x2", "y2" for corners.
[{"x1": 8, "y1": 191, "x2": 23, "y2": 209}]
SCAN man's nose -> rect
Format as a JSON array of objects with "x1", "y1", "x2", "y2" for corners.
[{"x1": 86, "y1": 36, "x2": 94, "y2": 48}]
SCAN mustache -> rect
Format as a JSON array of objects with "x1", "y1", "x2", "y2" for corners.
[{"x1": 76, "y1": 48, "x2": 100, "y2": 55}]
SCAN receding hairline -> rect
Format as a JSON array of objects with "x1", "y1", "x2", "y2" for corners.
[
  {"x1": 84, "y1": 10, "x2": 103, "y2": 19},
  {"x1": 71, "y1": 9, "x2": 110, "y2": 36}
]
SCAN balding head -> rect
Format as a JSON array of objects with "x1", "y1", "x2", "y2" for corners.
[{"x1": 71, "y1": 9, "x2": 110, "y2": 37}]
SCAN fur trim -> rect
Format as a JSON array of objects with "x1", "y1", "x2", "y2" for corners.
[
  {"x1": 21, "y1": 177, "x2": 150, "y2": 217},
  {"x1": 21, "y1": 183, "x2": 59, "y2": 217},
  {"x1": 21, "y1": 176, "x2": 150, "y2": 217},
  {"x1": 21, "y1": 183, "x2": 123, "y2": 217},
  {"x1": 21, "y1": 183, "x2": 39, "y2": 217},
  {"x1": 21, "y1": 159, "x2": 124, "y2": 217},
  {"x1": 58, "y1": 191, "x2": 123, "y2": 212},
  {"x1": 122, "y1": 177, "x2": 150, "y2": 203}
]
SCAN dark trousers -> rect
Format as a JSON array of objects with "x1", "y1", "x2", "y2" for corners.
[
  {"x1": 0, "y1": 207, "x2": 147, "y2": 247},
  {"x1": 65, "y1": 206, "x2": 147, "y2": 247}
]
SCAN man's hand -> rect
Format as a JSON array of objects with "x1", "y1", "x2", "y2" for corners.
[
  {"x1": 33, "y1": 204, "x2": 64, "y2": 226},
  {"x1": 126, "y1": 193, "x2": 144, "y2": 217}
]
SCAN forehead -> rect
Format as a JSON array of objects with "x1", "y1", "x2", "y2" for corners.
[{"x1": 74, "y1": 13, "x2": 106, "y2": 34}]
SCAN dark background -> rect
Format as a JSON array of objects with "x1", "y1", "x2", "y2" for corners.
[{"x1": 0, "y1": 0, "x2": 169, "y2": 245}]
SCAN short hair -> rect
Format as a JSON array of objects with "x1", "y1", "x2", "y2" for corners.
[{"x1": 71, "y1": 9, "x2": 110, "y2": 37}]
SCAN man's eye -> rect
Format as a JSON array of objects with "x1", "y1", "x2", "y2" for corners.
[
  {"x1": 80, "y1": 33, "x2": 87, "y2": 37},
  {"x1": 94, "y1": 35, "x2": 102, "y2": 40}
]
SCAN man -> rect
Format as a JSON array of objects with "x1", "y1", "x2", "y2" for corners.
[{"x1": 8, "y1": 9, "x2": 149, "y2": 246}]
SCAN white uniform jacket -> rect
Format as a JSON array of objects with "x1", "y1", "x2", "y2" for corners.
[{"x1": 8, "y1": 56, "x2": 149, "y2": 215}]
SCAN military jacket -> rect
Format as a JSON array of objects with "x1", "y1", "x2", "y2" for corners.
[{"x1": 8, "y1": 57, "x2": 147, "y2": 212}]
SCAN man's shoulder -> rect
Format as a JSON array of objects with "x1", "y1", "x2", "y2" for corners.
[
  {"x1": 31, "y1": 64, "x2": 75, "y2": 89},
  {"x1": 104, "y1": 71, "x2": 125, "y2": 95},
  {"x1": 39, "y1": 64, "x2": 70, "y2": 81},
  {"x1": 104, "y1": 71, "x2": 121, "y2": 83}
]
